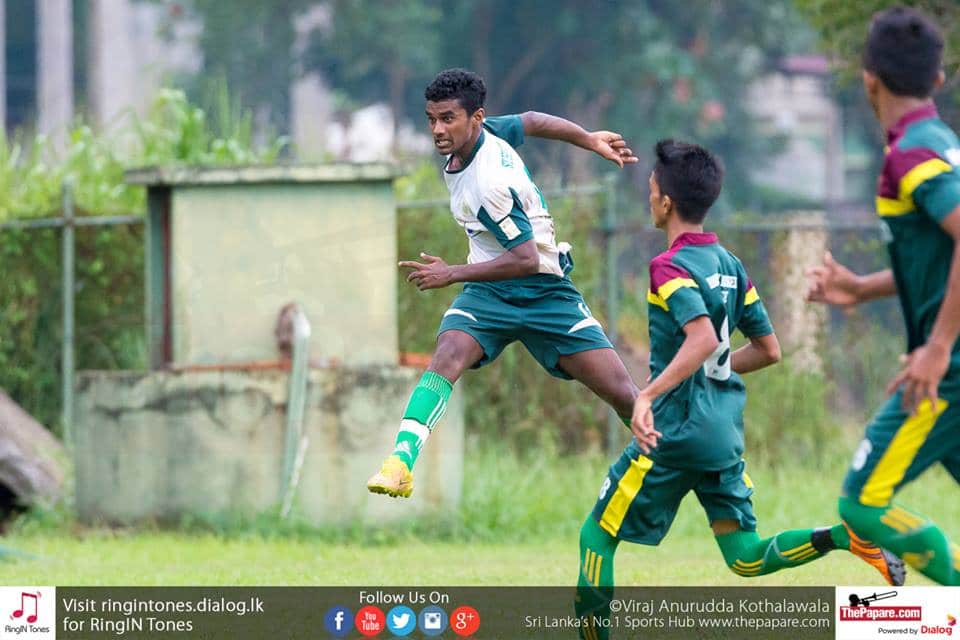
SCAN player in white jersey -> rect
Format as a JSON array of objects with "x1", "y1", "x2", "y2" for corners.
[{"x1": 369, "y1": 68, "x2": 657, "y2": 498}]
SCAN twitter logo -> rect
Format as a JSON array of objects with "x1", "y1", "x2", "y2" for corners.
[{"x1": 386, "y1": 605, "x2": 416, "y2": 637}]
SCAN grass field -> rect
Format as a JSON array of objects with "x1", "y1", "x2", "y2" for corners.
[{"x1": 1, "y1": 448, "x2": 957, "y2": 587}]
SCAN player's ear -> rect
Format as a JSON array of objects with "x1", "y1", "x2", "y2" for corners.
[
  {"x1": 862, "y1": 70, "x2": 878, "y2": 97},
  {"x1": 472, "y1": 107, "x2": 485, "y2": 125},
  {"x1": 662, "y1": 194, "x2": 673, "y2": 216},
  {"x1": 934, "y1": 69, "x2": 946, "y2": 92}
]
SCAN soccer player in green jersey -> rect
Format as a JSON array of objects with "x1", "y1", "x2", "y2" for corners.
[
  {"x1": 367, "y1": 68, "x2": 657, "y2": 498},
  {"x1": 576, "y1": 140, "x2": 904, "y2": 640},
  {"x1": 805, "y1": 7, "x2": 960, "y2": 586}
]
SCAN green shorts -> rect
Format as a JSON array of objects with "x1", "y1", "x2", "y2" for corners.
[
  {"x1": 438, "y1": 274, "x2": 613, "y2": 379},
  {"x1": 591, "y1": 441, "x2": 757, "y2": 545},
  {"x1": 843, "y1": 382, "x2": 960, "y2": 507}
]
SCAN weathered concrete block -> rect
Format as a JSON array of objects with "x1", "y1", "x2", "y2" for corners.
[{"x1": 74, "y1": 367, "x2": 463, "y2": 526}]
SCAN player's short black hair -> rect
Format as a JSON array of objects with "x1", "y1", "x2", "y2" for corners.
[
  {"x1": 653, "y1": 140, "x2": 723, "y2": 224},
  {"x1": 864, "y1": 6, "x2": 943, "y2": 98},
  {"x1": 424, "y1": 68, "x2": 486, "y2": 115}
]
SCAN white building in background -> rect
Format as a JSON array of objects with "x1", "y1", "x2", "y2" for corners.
[
  {"x1": 4, "y1": 0, "x2": 199, "y2": 138},
  {"x1": 747, "y1": 55, "x2": 846, "y2": 208}
]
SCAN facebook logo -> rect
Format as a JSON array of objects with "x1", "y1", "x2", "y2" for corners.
[{"x1": 324, "y1": 606, "x2": 352, "y2": 638}]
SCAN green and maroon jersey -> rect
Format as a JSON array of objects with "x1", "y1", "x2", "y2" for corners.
[
  {"x1": 646, "y1": 232, "x2": 773, "y2": 470},
  {"x1": 876, "y1": 105, "x2": 960, "y2": 372}
]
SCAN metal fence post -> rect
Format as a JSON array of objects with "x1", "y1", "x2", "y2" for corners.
[
  {"x1": 61, "y1": 178, "x2": 75, "y2": 449},
  {"x1": 603, "y1": 173, "x2": 621, "y2": 455}
]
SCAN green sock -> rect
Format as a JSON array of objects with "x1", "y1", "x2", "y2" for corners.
[
  {"x1": 575, "y1": 516, "x2": 618, "y2": 640},
  {"x1": 716, "y1": 527, "x2": 832, "y2": 577},
  {"x1": 391, "y1": 371, "x2": 453, "y2": 470},
  {"x1": 840, "y1": 496, "x2": 960, "y2": 585}
]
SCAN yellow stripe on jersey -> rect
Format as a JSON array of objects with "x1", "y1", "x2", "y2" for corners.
[
  {"x1": 647, "y1": 289, "x2": 669, "y2": 311},
  {"x1": 860, "y1": 399, "x2": 948, "y2": 507},
  {"x1": 657, "y1": 277, "x2": 698, "y2": 300},
  {"x1": 876, "y1": 196, "x2": 914, "y2": 217},
  {"x1": 900, "y1": 158, "x2": 953, "y2": 200},
  {"x1": 599, "y1": 455, "x2": 654, "y2": 537},
  {"x1": 877, "y1": 158, "x2": 954, "y2": 217},
  {"x1": 742, "y1": 471, "x2": 754, "y2": 489},
  {"x1": 593, "y1": 555, "x2": 603, "y2": 586},
  {"x1": 744, "y1": 287, "x2": 760, "y2": 306}
]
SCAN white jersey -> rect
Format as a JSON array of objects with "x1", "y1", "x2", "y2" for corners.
[{"x1": 442, "y1": 115, "x2": 570, "y2": 277}]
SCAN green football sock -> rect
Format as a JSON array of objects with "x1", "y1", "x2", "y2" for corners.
[
  {"x1": 575, "y1": 516, "x2": 618, "y2": 640},
  {"x1": 840, "y1": 497, "x2": 959, "y2": 585},
  {"x1": 716, "y1": 527, "x2": 833, "y2": 577},
  {"x1": 391, "y1": 371, "x2": 453, "y2": 470}
]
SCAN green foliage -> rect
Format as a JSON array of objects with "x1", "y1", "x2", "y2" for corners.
[
  {"x1": 794, "y1": 0, "x2": 960, "y2": 77},
  {"x1": 0, "y1": 89, "x2": 285, "y2": 433},
  {"x1": 794, "y1": 0, "x2": 960, "y2": 132},
  {"x1": 157, "y1": 0, "x2": 316, "y2": 132}
]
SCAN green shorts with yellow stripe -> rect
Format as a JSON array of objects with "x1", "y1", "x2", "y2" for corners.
[
  {"x1": 843, "y1": 385, "x2": 960, "y2": 509},
  {"x1": 590, "y1": 441, "x2": 757, "y2": 544}
]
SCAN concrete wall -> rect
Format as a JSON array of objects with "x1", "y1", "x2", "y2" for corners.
[
  {"x1": 74, "y1": 367, "x2": 463, "y2": 526},
  {"x1": 166, "y1": 178, "x2": 398, "y2": 368}
]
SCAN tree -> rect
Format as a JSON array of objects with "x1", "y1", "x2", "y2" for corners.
[
  {"x1": 794, "y1": 0, "x2": 960, "y2": 126},
  {"x1": 306, "y1": 0, "x2": 813, "y2": 209}
]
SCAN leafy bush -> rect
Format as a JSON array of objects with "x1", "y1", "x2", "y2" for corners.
[{"x1": 0, "y1": 89, "x2": 285, "y2": 433}]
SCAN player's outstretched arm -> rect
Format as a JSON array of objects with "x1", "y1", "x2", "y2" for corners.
[
  {"x1": 518, "y1": 111, "x2": 638, "y2": 168},
  {"x1": 631, "y1": 316, "x2": 717, "y2": 450},
  {"x1": 804, "y1": 251, "x2": 896, "y2": 306},
  {"x1": 399, "y1": 240, "x2": 539, "y2": 290},
  {"x1": 887, "y1": 208, "x2": 960, "y2": 413},
  {"x1": 731, "y1": 333, "x2": 781, "y2": 375}
]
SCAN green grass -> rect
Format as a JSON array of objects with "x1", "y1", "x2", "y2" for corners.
[{"x1": 1, "y1": 454, "x2": 957, "y2": 586}]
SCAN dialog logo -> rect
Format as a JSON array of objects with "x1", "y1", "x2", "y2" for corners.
[
  {"x1": 323, "y1": 606, "x2": 352, "y2": 638},
  {"x1": 386, "y1": 605, "x2": 416, "y2": 636},
  {"x1": 418, "y1": 605, "x2": 448, "y2": 637},
  {"x1": 355, "y1": 605, "x2": 386, "y2": 637}
]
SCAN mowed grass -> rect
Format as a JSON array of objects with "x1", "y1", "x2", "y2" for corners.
[{"x1": 1, "y1": 449, "x2": 957, "y2": 586}]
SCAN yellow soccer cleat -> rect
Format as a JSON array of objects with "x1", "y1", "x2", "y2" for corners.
[
  {"x1": 845, "y1": 523, "x2": 906, "y2": 586},
  {"x1": 367, "y1": 455, "x2": 413, "y2": 498}
]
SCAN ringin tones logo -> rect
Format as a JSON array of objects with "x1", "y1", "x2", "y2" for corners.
[{"x1": 1, "y1": 587, "x2": 54, "y2": 638}]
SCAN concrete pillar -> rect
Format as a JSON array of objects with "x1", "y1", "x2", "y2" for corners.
[
  {"x1": 36, "y1": 0, "x2": 73, "y2": 145},
  {"x1": 290, "y1": 5, "x2": 333, "y2": 160},
  {"x1": 88, "y1": 0, "x2": 136, "y2": 127},
  {"x1": 771, "y1": 211, "x2": 828, "y2": 374}
]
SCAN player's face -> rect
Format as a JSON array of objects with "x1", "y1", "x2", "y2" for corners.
[
  {"x1": 648, "y1": 171, "x2": 669, "y2": 228},
  {"x1": 425, "y1": 100, "x2": 483, "y2": 156}
]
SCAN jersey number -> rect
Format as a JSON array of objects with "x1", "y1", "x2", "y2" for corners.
[{"x1": 704, "y1": 316, "x2": 731, "y2": 381}]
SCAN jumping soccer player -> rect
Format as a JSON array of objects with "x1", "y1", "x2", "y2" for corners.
[
  {"x1": 576, "y1": 140, "x2": 904, "y2": 640},
  {"x1": 368, "y1": 68, "x2": 655, "y2": 498},
  {"x1": 805, "y1": 6, "x2": 960, "y2": 586}
]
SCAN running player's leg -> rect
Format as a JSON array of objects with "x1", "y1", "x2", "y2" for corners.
[
  {"x1": 575, "y1": 447, "x2": 692, "y2": 640},
  {"x1": 839, "y1": 392, "x2": 960, "y2": 585},
  {"x1": 701, "y1": 463, "x2": 905, "y2": 585}
]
